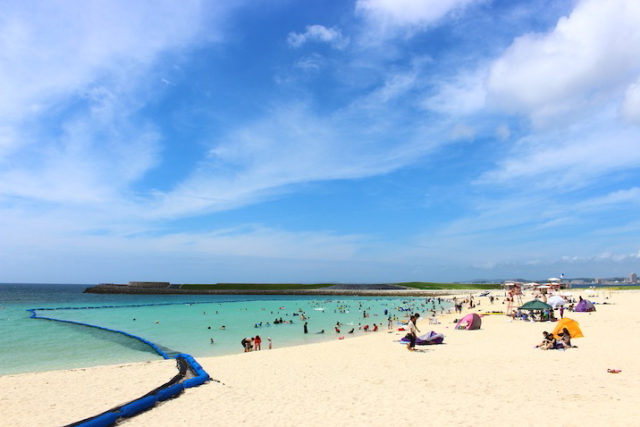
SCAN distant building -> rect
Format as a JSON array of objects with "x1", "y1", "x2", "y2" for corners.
[{"x1": 630, "y1": 273, "x2": 638, "y2": 284}]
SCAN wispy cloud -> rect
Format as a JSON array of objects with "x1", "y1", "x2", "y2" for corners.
[
  {"x1": 356, "y1": 0, "x2": 480, "y2": 33},
  {"x1": 287, "y1": 25, "x2": 349, "y2": 49},
  {"x1": 476, "y1": 117, "x2": 640, "y2": 191}
]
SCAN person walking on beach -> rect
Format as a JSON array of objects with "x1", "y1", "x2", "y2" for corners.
[{"x1": 407, "y1": 313, "x2": 420, "y2": 351}]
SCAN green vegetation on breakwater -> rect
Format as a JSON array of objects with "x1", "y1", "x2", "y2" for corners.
[
  {"x1": 399, "y1": 282, "x2": 501, "y2": 290},
  {"x1": 181, "y1": 283, "x2": 334, "y2": 291},
  {"x1": 180, "y1": 282, "x2": 501, "y2": 290}
]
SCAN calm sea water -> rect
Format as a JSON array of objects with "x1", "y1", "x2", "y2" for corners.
[{"x1": 0, "y1": 283, "x2": 450, "y2": 376}]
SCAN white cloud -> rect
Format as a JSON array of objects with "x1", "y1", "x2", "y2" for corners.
[
  {"x1": 294, "y1": 53, "x2": 325, "y2": 71},
  {"x1": 620, "y1": 77, "x2": 640, "y2": 124},
  {"x1": 476, "y1": 123, "x2": 640, "y2": 190},
  {"x1": 420, "y1": 70, "x2": 487, "y2": 115},
  {"x1": 0, "y1": 1, "x2": 212, "y2": 129},
  {"x1": 287, "y1": 25, "x2": 349, "y2": 49},
  {"x1": 148, "y1": 101, "x2": 436, "y2": 218},
  {"x1": 0, "y1": 1, "x2": 231, "y2": 206},
  {"x1": 364, "y1": 71, "x2": 418, "y2": 104},
  {"x1": 486, "y1": 0, "x2": 640, "y2": 126},
  {"x1": 496, "y1": 125, "x2": 511, "y2": 140},
  {"x1": 449, "y1": 123, "x2": 475, "y2": 140},
  {"x1": 356, "y1": 0, "x2": 479, "y2": 30},
  {"x1": 576, "y1": 187, "x2": 640, "y2": 211}
]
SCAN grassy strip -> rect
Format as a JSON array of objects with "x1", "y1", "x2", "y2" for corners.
[
  {"x1": 181, "y1": 282, "x2": 501, "y2": 290},
  {"x1": 398, "y1": 282, "x2": 501, "y2": 290},
  {"x1": 181, "y1": 283, "x2": 334, "y2": 290}
]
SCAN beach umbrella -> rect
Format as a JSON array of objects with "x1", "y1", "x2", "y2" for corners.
[
  {"x1": 519, "y1": 299, "x2": 552, "y2": 311},
  {"x1": 547, "y1": 295, "x2": 565, "y2": 308}
]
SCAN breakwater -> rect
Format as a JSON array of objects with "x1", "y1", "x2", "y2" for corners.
[{"x1": 84, "y1": 284, "x2": 459, "y2": 297}]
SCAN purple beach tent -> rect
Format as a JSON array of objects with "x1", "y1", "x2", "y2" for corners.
[{"x1": 574, "y1": 299, "x2": 596, "y2": 312}]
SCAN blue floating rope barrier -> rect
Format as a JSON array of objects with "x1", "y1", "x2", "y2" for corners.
[{"x1": 27, "y1": 304, "x2": 214, "y2": 426}]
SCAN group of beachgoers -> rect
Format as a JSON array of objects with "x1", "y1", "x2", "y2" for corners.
[
  {"x1": 510, "y1": 295, "x2": 598, "y2": 322},
  {"x1": 535, "y1": 328, "x2": 574, "y2": 350},
  {"x1": 512, "y1": 309, "x2": 561, "y2": 322},
  {"x1": 241, "y1": 335, "x2": 272, "y2": 352},
  {"x1": 452, "y1": 295, "x2": 478, "y2": 313}
]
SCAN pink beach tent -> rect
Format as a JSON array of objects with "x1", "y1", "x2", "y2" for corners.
[{"x1": 455, "y1": 313, "x2": 481, "y2": 330}]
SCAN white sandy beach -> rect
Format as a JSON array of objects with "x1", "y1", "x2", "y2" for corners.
[{"x1": 2, "y1": 290, "x2": 639, "y2": 427}]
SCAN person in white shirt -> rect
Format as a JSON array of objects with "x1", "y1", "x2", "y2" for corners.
[{"x1": 406, "y1": 313, "x2": 420, "y2": 351}]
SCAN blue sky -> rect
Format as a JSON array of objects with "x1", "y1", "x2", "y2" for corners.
[{"x1": 2, "y1": 0, "x2": 640, "y2": 284}]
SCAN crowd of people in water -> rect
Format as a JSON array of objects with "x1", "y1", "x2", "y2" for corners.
[{"x1": 228, "y1": 297, "x2": 452, "y2": 353}]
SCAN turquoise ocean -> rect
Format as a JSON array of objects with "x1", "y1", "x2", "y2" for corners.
[{"x1": 0, "y1": 283, "x2": 451, "y2": 376}]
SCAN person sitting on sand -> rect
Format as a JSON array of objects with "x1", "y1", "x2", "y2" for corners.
[
  {"x1": 558, "y1": 328, "x2": 572, "y2": 349},
  {"x1": 536, "y1": 331, "x2": 555, "y2": 350},
  {"x1": 372, "y1": 324, "x2": 378, "y2": 332}
]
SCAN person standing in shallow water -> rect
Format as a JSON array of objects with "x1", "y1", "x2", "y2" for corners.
[
  {"x1": 304, "y1": 322, "x2": 308, "y2": 334},
  {"x1": 254, "y1": 335, "x2": 262, "y2": 350}
]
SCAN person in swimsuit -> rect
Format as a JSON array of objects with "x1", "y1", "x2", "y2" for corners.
[{"x1": 254, "y1": 335, "x2": 262, "y2": 351}]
